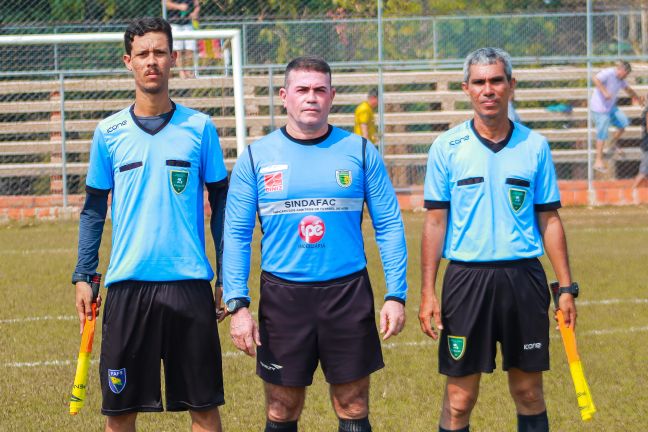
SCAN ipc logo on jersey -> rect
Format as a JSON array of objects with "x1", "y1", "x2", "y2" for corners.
[
  {"x1": 108, "y1": 368, "x2": 127, "y2": 394},
  {"x1": 298, "y1": 215, "x2": 325, "y2": 244}
]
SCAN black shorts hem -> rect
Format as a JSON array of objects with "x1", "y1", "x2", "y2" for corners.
[
  {"x1": 102, "y1": 406, "x2": 163, "y2": 416},
  {"x1": 325, "y1": 362, "x2": 385, "y2": 385},
  {"x1": 166, "y1": 399, "x2": 225, "y2": 412},
  {"x1": 439, "y1": 367, "x2": 495, "y2": 377},
  {"x1": 258, "y1": 371, "x2": 313, "y2": 388},
  {"x1": 502, "y1": 364, "x2": 550, "y2": 373}
]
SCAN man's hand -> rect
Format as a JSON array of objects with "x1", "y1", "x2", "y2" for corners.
[
  {"x1": 75, "y1": 282, "x2": 101, "y2": 335},
  {"x1": 418, "y1": 293, "x2": 443, "y2": 340},
  {"x1": 230, "y1": 308, "x2": 261, "y2": 357},
  {"x1": 379, "y1": 300, "x2": 405, "y2": 340},
  {"x1": 214, "y1": 285, "x2": 227, "y2": 322},
  {"x1": 558, "y1": 293, "x2": 577, "y2": 330}
]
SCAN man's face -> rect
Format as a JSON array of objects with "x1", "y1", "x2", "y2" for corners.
[
  {"x1": 280, "y1": 69, "x2": 335, "y2": 135},
  {"x1": 123, "y1": 32, "x2": 176, "y2": 95},
  {"x1": 616, "y1": 65, "x2": 629, "y2": 80},
  {"x1": 462, "y1": 61, "x2": 515, "y2": 121},
  {"x1": 368, "y1": 95, "x2": 378, "y2": 109}
]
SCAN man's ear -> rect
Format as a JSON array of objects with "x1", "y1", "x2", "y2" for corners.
[{"x1": 123, "y1": 54, "x2": 132, "y2": 71}]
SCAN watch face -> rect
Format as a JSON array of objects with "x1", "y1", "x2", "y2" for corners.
[{"x1": 226, "y1": 299, "x2": 238, "y2": 313}]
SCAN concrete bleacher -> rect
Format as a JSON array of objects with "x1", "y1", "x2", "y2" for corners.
[{"x1": 1, "y1": 65, "x2": 648, "y2": 212}]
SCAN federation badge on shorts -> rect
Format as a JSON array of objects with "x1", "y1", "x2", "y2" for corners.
[
  {"x1": 170, "y1": 170, "x2": 189, "y2": 194},
  {"x1": 448, "y1": 336, "x2": 466, "y2": 361},
  {"x1": 509, "y1": 188, "x2": 526, "y2": 212},
  {"x1": 336, "y1": 169, "x2": 352, "y2": 188},
  {"x1": 107, "y1": 368, "x2": 127, "y2": 394}
]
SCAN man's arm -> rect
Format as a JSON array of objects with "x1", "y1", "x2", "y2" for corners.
[
  {"x1": 592, "y1": 75, "x2": 611, "y2": 100},
  {"x1": 537, "y1": 210, "x2": 577, "y2": 329},
  {"x1": 624, "y1": 85, "x2": 643, "y2": 105},
  {"x1": 363, "y1": 143, "x2": 408, "y2": 340},
  {"x1": 166, "y1": 0, "x2": 189, "y2": 11},
  {"x1": 223, "y1": 152, "x2": 261, "y2": 355},
  {"x1": 359, "y1": 123, "x2": 370, "y2": 140},
  {"x1": 418, "y1": 209, "x2": 446, "y2": 339},
  {"x1": 207, "y1": 178, "x2": 228, "y2": 318},
  {"x1": 74, "y1": 190, "x2": 108, "y2": 334}
]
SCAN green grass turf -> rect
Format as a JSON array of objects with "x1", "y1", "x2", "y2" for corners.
[{"x1": 0, "y1": 206, "x2": 647, "y2": 431}]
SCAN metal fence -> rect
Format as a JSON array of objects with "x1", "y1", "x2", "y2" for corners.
[{"x1": 1, "y1": 8, "x2": 648, "y2": 202}]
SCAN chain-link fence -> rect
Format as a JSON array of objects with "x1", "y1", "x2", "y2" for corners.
[{"x1": 2, "y1": 5, "x2": 648, "y2": 203}]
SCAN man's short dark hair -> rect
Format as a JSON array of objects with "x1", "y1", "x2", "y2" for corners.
[
  {"x1": 368, "y1": 88, "x2": 378, "y2": 98},
  {"x1": 617, "y1": 60, "x2": 632, "y2": 73},
  {"x1": 124, "y1": 17, "x2": 173, "y2": 55},
  {"x1": 284, "y1": 56, "x2": 332, "y2": 87}
]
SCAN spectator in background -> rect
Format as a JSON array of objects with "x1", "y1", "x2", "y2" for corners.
[
  {"x1": 632, "y1": 94, "x2": 648, "y2": 188},
  {"x1": 590, "y1": 60, "x2": 643, "y2": 173},
  {"x1": 166, "y1": 0, "x2": 200, "y2": 78},
  {"x1": 354, "y1": 88, "x2": 378, "y2": 144}
]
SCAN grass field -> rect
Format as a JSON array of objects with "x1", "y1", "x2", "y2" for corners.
[{"x1": 0, "y1": 206, "x2": 647, "y2": 431}]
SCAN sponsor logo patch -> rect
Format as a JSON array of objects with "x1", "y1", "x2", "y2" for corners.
[
  {"x1": 259, "y1": 361, "x2": 283, "y2": 371},
  {"x1": 523, "y1": 342, "x2": 542, "y2": 350},
  {"x1": 509, "y1": 188, "x2": 526, "y2": 212},
  {"x1": 298, "y1": 215, "x2": 325, "y2": 244},
  {"x1": 170, "y1": 170, "x2": 189, "y2": 194},
  {"x1": 336, "y1": 169, "x2": 352, "y2": 187},
  {"x1": 108, "y1": 368, "x2": 127, "y2": 394},
  {"x1": 264, "y1": 172, "x2": 284, "y2": 193},
  {"x1": 449, "y1": 135, "x2": 470, "y2": 146},
  {"x1": 106, "y1": 120, "x2": 127, "y2": 133},
  {"x1": 448, "y1": 335, "x2": 466, "y2": 361}
]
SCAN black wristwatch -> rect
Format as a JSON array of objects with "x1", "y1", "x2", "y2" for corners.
[
  {"x1": 71, "y1": 272, "x2": 93, "y2": 285},
  {"x1": 226, "y1": 298, "x2": 250, "y2": 314},
  {"x1": 558, "y1": 282, "x2": 579, "y2": 298}
]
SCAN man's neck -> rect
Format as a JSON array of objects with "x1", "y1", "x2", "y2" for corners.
[
  {"x1": 285, "y1": 122, "x2": 329, "y2": 140},
  {"x1": 133, "y1": 91, "x2": 172, "y2": 116},
  {"x1": 472, "y1": 114, "x2": 511, "y2": 143}
]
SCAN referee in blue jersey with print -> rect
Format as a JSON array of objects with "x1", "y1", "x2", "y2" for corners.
[
  {"x1": 419, "y1": 48, "x2": 578, "y2": 432},
  {"x1": 72, "y1": 18, "x2": 227, "y2": 431},
  {"x1": 223, "y1": 56, "x2": 408, "y2": 432}
]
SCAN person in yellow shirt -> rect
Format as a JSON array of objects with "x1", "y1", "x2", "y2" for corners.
[{"x1": 354, "y1": 88, "x2": 378, "y2": 143}]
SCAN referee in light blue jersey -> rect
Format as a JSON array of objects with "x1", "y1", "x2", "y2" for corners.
[
  {"x1": 72, "y1": 17, "x2": 227, "y2": 431},
  {"x1": 223, "y1": 56, "x2": 408, "y2": 432},
  {"x1": 419, "y1": 48, "x2": 578, "y2": 432}
]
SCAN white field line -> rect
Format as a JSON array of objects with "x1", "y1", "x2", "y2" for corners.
[
  {"x1": 2, "y1": 299, "x2": 645, "y2": 326},
  {"x1": 4, "y1": 325, "x2": 648, "y2": 369}
]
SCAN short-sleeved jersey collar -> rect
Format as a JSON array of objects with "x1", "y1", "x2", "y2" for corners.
[{"x1": 470, "y1": 119, "x2": 514, "y2": 153}]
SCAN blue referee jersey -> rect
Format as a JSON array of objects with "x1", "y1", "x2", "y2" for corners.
[
  {"x1": 223, "y1": 126, "x2": 408, "y2": 303},
  {"x1": 424, "y1": 120, "x2": 561, "y2": 262},
  {"x1": 86, "y1": 102, "x2": 227, "y2": 286}
]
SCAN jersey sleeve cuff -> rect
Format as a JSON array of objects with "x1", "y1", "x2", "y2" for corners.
[
  {"x1": 86, "y1": 185, "x2": 111, "y2": 196},
  {"x1": 384, "y1": 295, "x2": 406, "y2": 305},
  {"x1": 424, "y1": 200, "x2": 450, "y2": 209},
  {"x1": 223, "y1": 289, "x2": 251, "y2": 304},
  {"x1": 534, "y1": 201, "x2": 562, "y2": 212}
]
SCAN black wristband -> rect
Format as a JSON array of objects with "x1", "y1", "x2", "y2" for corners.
[{"x1": 71, "y1": 272, "x2": 93, "y2": 285}]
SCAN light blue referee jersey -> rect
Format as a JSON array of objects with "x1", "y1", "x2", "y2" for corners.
[
  {"x1": 86, "y1": 102, "x2": 227, "y2": 286},
  {"x1": 424, "y1": 120, "x2": 561, "y2": 262},
  {"x1": 223, "y1": 126, "x2": 408, "y2": 303}
]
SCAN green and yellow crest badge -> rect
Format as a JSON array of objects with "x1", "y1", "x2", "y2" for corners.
[
  {"x1": 448, "y1": 335, "x2": 466, "y2": 361},
  {"x1": 336, "y1": 169, "x2": 352, "y2": 188},
  {"x1": 170, "y1": 170, "x2": 189, "y2": 194},
  {"x1": 509, "y1": 188, "x2": 526, "y2": 212}
]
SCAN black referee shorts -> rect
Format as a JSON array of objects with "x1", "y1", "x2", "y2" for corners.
[
  {"x1": 257, "y1": 269, "x2": 384, "y2": 387},
  {"x1": 439, "y1": 258, "x2": 551, "y2": 377},
  {"x1": 100, "y1": 280, "x2": 224, "y2": 416}
]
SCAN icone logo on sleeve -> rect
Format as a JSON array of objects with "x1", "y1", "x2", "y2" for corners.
[{"x1": 298, "y1": 215, "x2": 325, "y2": 244}]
